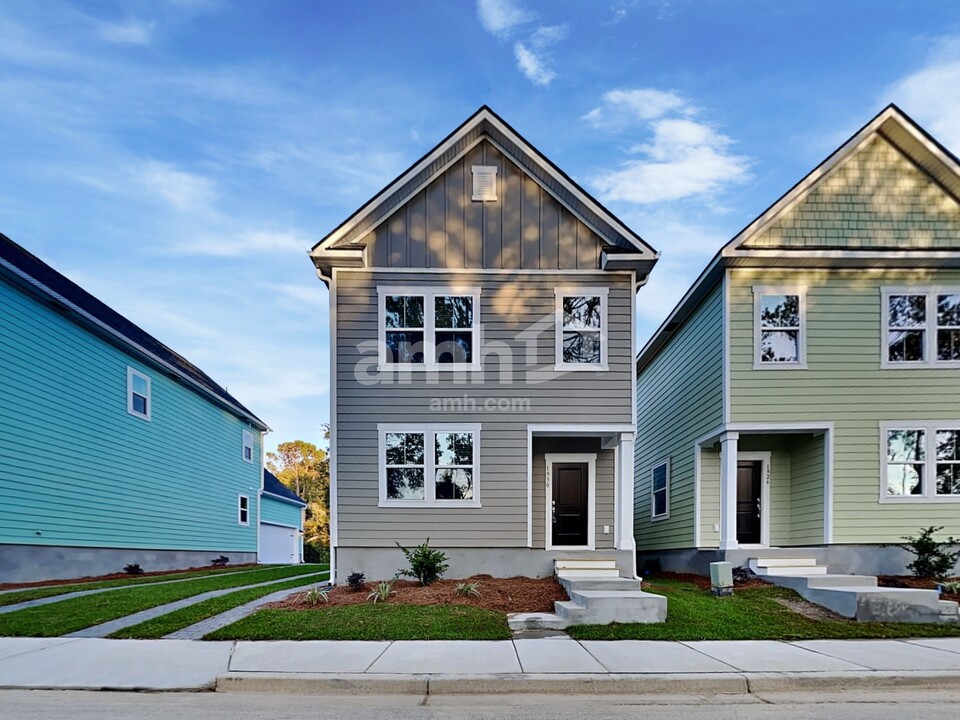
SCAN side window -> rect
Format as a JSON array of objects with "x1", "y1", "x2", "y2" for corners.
[
  {"x1": 380, "y1": 425, "x2": 480, "y2": 506},
  {"x1": 883, "y1": 289, "x2": 960, "y2": 367},
  {"x1": 238, "y1": 495, "x2": 249, "y2": 525},
  {"x1": 127, "y1": 368, "x2": 151, "y2": 421},
  {"x1": 651, "y1": 460, "x2": 670, "y2": 520},
  {"x1": 242, "y1": 430, "x2": 254, "y2": 464},
  {"x1": 555, "y1": 288, "x2": 608, "y2": 369},
  {"x1": 755, "y1": 289, "x2": 804, "y2": 367},
  {"x1": 881, "y1": 423, "x2": 960, "y2": 501},
  {"x1": 379, "y1": 289, "x2": 480, "y2": 369}
]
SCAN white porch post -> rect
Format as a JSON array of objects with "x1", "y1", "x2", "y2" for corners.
[
  {"x1": 616, "y1": 434, "x2": 636, "y2": 551},
  {"x1": 719, "y1": 431, "x2": 740, "y2": 551}
]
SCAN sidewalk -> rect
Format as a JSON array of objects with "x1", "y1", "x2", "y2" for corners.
[{"x1": 1, "y1": 636, "x2": 960, "y2": 694}]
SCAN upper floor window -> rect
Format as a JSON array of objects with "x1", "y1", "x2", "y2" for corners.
[
  {"x1": 555, "y1": 288, "x2": 608, "y2": 370},
  {"x1": 378, "y1": 423, "x2": 481, "y2": 507},
  {"x1": 754, "y1": 287, "x2": 806, "y2": 368},
  {"x1": 651, "y1": 459, "x2": 670, "y2": 520},
  {"x1": 127, "y1": 367, "x2": 151, "y2": 421},
  {"x1": 883, "y1": 289, "x2": 960, "y2": 367},
  {"x1": 378, "y1": 288, "x2": 479, "y2": 370},
  {"x1": 881, "y1": 422, "x2": 960, "y2": 502},
  {"x1": 242, "y1": 430, "x2": 254, "y2": 463}
]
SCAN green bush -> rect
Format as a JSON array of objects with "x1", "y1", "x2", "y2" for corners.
[
  {"x1": 396, "y1": 538, "x2": 449, "y2": 586},
  {"x1": 897, "y1": 526, "x2": 960, "y2": 579}
]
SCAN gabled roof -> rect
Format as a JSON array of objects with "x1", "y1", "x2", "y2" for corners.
[
  {"x1": 0, "y1": 232, "x2": 268, "y2": 431},
  {"x1": 636, "y1": 104, "x2": 960, "y2": 375},
  {"x1": 262, "y1": 469, "x2": 306, "y2": 507},
  {"x1": 310, "y1": 105, "x2": 658, "y2": 275}
]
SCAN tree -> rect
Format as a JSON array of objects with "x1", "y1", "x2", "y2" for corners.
[{"x1": 267, "y1": 438, "x2": 330, "y2": 548}]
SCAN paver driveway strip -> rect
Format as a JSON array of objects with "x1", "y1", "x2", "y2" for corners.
[
  {"x1": 685, "y1": 640, "x2": 867, "y2": 672},
  {"x1": 792, "y1": 640, "x2": 960, "y2": 671},
  {"x1": 580, "y1": 641, "x2": 739, "y2": 673},
  {"x1": 230, "y1": 641, "x2": 390, "y2": 673},
  {"x1": 513, "y1": 637, "x2": 606, "y2": 673},
  {"x1": 368, "y1": 640, "x2": 521, "y2": 674}
]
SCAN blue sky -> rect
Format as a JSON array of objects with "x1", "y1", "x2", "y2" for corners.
[{"x1": 2, "y1": 0, "x2": 959, "y2": 452}]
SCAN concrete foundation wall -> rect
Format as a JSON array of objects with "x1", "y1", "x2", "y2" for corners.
[
  {"x1": 335, "y1": 547, "x2": 636, "y2": 584},
  {"x1": 0, "y1": 544, "x2": 259, "y2": 584}
]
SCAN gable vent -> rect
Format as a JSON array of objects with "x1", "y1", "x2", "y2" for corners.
[{"x1": 471, "y1": 165, "x2": 498, "y2": 202}]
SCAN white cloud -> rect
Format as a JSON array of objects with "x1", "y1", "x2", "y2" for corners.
[
  {"x1": 587, "y1": 89, "x2": 751, "y2": 204},
  {"x1": 513, "y1": 24, "x2": 568, "y2": 87},
  {"x1": 476, "y1": 0, "x2": 535, "y2": 38},
  {"x1": 97, "y1": 20, "x2": 153, "y2": 45},
  {"x1": 137, "y1": 161, "x2": 218, "y2": 212},
  {"x1": 886, "y1": 40, "x2": 960, "y2": 153},
  {"x1": 180, "y1": 230, "x2": 308, "y2": 257}
]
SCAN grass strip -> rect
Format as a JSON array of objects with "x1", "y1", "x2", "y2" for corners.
[
  {"x1": 110, "y1": 572, "x2": 330, "y2": 639},
  {"x1": 0, "y1": 564, "x2": 328, "y2": 637},
  {"x1": 0, "y1": 565, "x2": 279, "y2": 607},
  {"x1": 566, "y1": 578, "x2": 960, "y2": 641},
  {"x1": 205, "y1": 603, "x2": 512, "y2": 641}
]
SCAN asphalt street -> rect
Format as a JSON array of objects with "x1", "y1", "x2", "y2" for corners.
[{"x1": 4, "y1": 690, "x2": 960, "y2": 720}]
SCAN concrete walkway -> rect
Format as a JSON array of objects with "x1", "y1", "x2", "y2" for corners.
[
  {"x1": 2, "y1": 636, "x2": 960, "y2": 693},
  {"x1": 65, "y1": 571, "x2": 330, "y2": 639}
]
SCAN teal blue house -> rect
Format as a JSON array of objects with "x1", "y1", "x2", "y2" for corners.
[
  {"x1": 0, "y1": 232, "x2": 271, "y2": 583},
  {"x1": 259, "y1": 470, "x2": 306, "y2": 564}
]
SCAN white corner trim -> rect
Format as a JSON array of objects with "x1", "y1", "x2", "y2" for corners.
[
  {"x1": 722, "y1": 268, "x2": 731, "y2": 424},
  {"x1": 752, "y1": 285, "x2": 808, "y2": 370},
  {"x1": 693, "y1": 443, "x2": 702, "y2": 547},
  {"x1": 544, "y1": 453, "x2": 597, "y2": 551},
  {"x1": 526, "y1": 426, "x2": 533, "y2": 549}
]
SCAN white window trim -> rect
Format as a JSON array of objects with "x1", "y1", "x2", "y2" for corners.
[
  {"x1": 554, "y1": 287, "x2": 609, "y2": 372},
  {"x1": 881, "y1": 287, "x2": 960, "y2": 369},
  {"x1": 752, "y1": 286, "x2": 807, "y2": 370},
  {"x1": 544, "y1": 453, "x2": 596, "y2": 551},
  {"x1": 377, "y1": 423, "x2": 482, "y2": 508},
  {"x1": 650, "y1": 458, "x2": 671, "y2": 521},
  {"x1": 879, "y1": 420, "x2": 960, "y2": 503},
  {"x1": 126, "y1": 367, "x2": 152, "y2": 421},
  {"x1": 377, "y1": 287, "x2": 481, "y2": 372},
  {"x1": 242, "y1": 429, "x2": 254, "y2": 464},
  {"x1": 238, "y1": 494, "x2": 250, "y2": 525}
]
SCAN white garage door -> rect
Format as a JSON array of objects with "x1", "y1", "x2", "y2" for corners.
[{"x1": 259, "y1": 523, "x2": 298, "y2": 564}]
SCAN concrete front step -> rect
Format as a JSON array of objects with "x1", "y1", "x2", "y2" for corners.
[
  {"x1": 804, "y1": 586, "x2": 945, "y2": 623},
  {"x1": 766, "y1": 574, "x2": 878, "y2": 593},
  {"x1": 557, "y1": 589, "x2": 667, "y2": 625},
  {"x1": 555, "y1": 559, "x2": 617, "y2": 570},
  {"x1": 753, "y1": 558, "x2": 819, "y2": 568},
  {"x1": 940, "y1": 601, "x2": 960, "y2": 624},
  {"x1": 558, "y1": 577, "x2": 642, "y2": 592},
  {"x1": 751, "y1": 563, "x2": 828, "y2": 576},
  {"x1": 556, "y1": 568, "x2": 622, "y2": 578},
  {"x1": 506, "y1": 612, "x2": 569, "y2": 631}
]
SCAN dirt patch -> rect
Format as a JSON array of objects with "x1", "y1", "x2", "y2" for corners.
[
  {"x1": 0, "y1": 564, "x2": 259, "y2": 590},
  {"x1": 270, "y1": 575, "x2": 568, "y2": 614},
  {"x1": 649, "y1": 571, "x2": 770, "y2": 591},
  {"x1": 773, "y1": 596, "x2": 851, "y2": 622},
  {"x1": 879, "y1": 575, "x2": 960, "y2": 603}
]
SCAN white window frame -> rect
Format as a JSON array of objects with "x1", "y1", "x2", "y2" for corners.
[
  {"x1": 377, "y1": 423, "x2": 482, "y2": 508},
  {"x1": 238, "y1": 494, "x2": 250, "y2": 525},
  {"x1": 242, "y1": 430, "x2": 254, "y2": 464},
  {"x1": 881, "y1": 287, "x2": 960, "y2": 369},
  {"x1": 651, "y1": 458, "x2": 671, "y2": 521},
  {"x1": 377, "y1": 287, "x2": 481, "y2": 371},
  {"x1": 753, "y1": 286, "x2": 807, "y2": 369},
  {"x1": 126, "y1": 367, "x2": 152, "y2": 421},
  {"x1": 879, "y1": 421, "x2": 960, "y2": 503},
  {"x1": 554, "y1": 287, "x2": 609, "y2": 371}
]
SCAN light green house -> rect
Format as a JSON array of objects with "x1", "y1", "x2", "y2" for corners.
[{"x1": 634, "y1": 105, "x2": 960, "y2": 576}]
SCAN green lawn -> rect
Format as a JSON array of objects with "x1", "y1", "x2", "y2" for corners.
[
  {"x1": 205, "y1": 603, "x2": 512, "y2": 641},
  {"x1": 110, "y1": 572, "x2": 330, "y2": 639},
  {"x1": 567, "y1": 577, "x2": 960, "y2": 641},
  {"x1": 0, "y1": 565, "x2": 266, "y2": 607},
  {"x1": 0, "y1": 564, "x2": 327, "y2": 637}
]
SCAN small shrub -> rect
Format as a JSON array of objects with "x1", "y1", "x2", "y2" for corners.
[
  {"x1": 367, "y1": 580, "x2": 396, "y2": 604},
  {"x1": 347, "y1": 572, "x2": 366, "y2": 592},
  {"x1": 897, "y1": 526, "x2": 960, "y2": 579},
  {"x1": 305, "y1": 585, "x2": 331, "y2": 606},
  {"x1": 732, "y1": 566, "x2": 754, "y2": 584},
  {"x1": 211, "y1": 555, "x2": 230, "y2": 567},
  {"x1": 123, "y1": 563, "x2": 144, "y2": 576},
  {"x1": 940, "y1": 580, "x2": 960, "y2": 594},
  {"x1": 455, "y1": 581, "x2": 481, "y2": 598},
  {"x1": 396, "y1": 538, "x2": 449, "y2": 586}
]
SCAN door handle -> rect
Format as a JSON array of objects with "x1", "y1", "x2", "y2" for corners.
[
  {"x1": 552, "y1": 500, "x2": 556, "y2": 525},
  {"x1": 756, "y1": 498, "x2": 762, "y2": 519}
]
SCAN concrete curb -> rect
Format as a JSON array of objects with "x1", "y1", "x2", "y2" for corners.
[{"x1": 213, "y1": 670, "x2": 960, "y2": 695}]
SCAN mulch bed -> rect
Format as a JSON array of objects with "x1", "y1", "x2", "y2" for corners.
[
  {"x1": 0, "y1": 564, "x2": 259, "y2": 591},
  {"x1": 648, "y1": 571, "x2": 771, "y2": 591},
  {"x1": 878, "y1": 576, "x2": 960, "y2": 603},
  {"x1": 270, "y1": 574, "x2": 568, "y2": 614}
]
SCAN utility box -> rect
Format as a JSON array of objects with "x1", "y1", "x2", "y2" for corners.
[{"x1": 710, "y1": 561, "x2": 734, "y2": 596}]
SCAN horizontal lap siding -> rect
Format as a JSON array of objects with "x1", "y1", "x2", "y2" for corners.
[
  {"x1": 0, "y1": 279, "x2": 261, "y2": 552},
  {"x1": 729, "y1": 268, "x2": 960, "y2": 543},
  {"x1": 789, "y1": 434, "x2": 825, "y2": 544},
  {"x1": 335, "y1": 271, "x2": 632, "y2": 547},
  {"x1": 635, "y1": 282, "x2": 724, "y2": 550},
  {"x1": 260, "y1": 496, "x2": 303, "y2": 529}
]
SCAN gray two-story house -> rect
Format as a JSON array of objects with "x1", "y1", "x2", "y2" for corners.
[{"x1": 311, "y1": 107, "x2": 658, "y2": 586}]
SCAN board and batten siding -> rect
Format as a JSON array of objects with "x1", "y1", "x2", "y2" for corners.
[
  {"x1": 0, "y1": 278, "x2": 261, "y2": 552},
  {"x1": 729, "y1": 268, "x2": 960, "y2": 543},
  {"x1": 634, "y1": 281, "x2": 724, "y2": 550},
  {"x1": 260, "y1": 496, "x2": 303, "y2": 529},
  {"x1": 358, "y1": 140, "x2": 606, "y2": 271},
  {"x1": 334, "y1": 269, "x2": 633, "y2": 548}
]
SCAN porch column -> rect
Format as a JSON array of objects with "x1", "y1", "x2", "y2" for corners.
[
  {"x1": 719, "y1": 431, "x2": 740, "y2": 551},
  {"x1": 616, "y1": 434, "x2": 636, "y2": 551}
]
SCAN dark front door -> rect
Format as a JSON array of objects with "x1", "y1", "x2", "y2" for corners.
[
  {"x1": 552, "y1": 463, "x2": 588, "y2": 546},
  {"x1": 736, "y1": 460, "x2": 762, "y2": 544}
]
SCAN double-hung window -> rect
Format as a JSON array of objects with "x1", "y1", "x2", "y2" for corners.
[
  {"x1": 883, "y1": 288, "x2": 960, "y2": 367},
  {"x1": 238, "y1": 495, "x2": 250, "y2": 525},
  {"x1": 651, "y1": 459, "x2": 670, "y2": 520},
  {"x1": 379, "y1": 288, "x2": 480, "y2": 370},
  {"x1": 127, "y1": 367, "x2": 151, "y2": 421},
  {"x1": 379, "y1": 424, "x2": 481, "y2": 507},
  {"x1": 555, "y1": 288, "x2": 608, "y2": 370},
  {"x1": 242, "y1": 430, "x2": 254, "y2": 463},
  {"x1": 881, "y1": 422, "x2": 960, "y2": 501},
  {"x1": 754, "y1": 287, "x2": 805, "y2": 368}
]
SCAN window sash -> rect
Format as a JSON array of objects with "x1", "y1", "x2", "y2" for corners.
[
  {"x1": 555, "y1": 289, "x2": 607, "y2": 368},
  {"x1": 883, "y1": 289, "x2": 960, "y2": 367},
  {"x1": 127, "y1": 368, "x2": 151, "y2": 420},
  {"x1": 242, "y1": 430, "x2": 254, "y2": 463},
  {"x1": 753, "y1": 289, "x2": 805, "y2": 367},
  {"x1": 379, "y1": 289, "x2": 479, "y2": 369},
  {"x1": 379, "y1": 426, "x2": 479, "y2": 506},
  {"x1": 238, "y1": 495, "x2": 249, "y2": 525},
  {"x1": 651, "y1": 461, "x2": 669, "y2": 519},
  {"x1": 881, "y1": 423, "x2": 960, "y2": 502}
]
